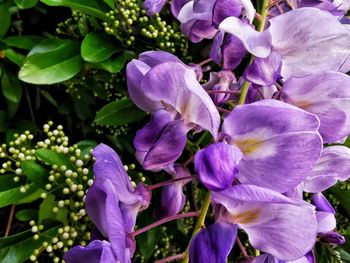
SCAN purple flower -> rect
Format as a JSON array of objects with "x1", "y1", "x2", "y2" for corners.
[
  {"x1": 220, "y1": 8, "x2": 350, "y2": 81},
  {"x1": 143, "y1": 0, "x2": 167, "y2": 16},
  {"x1": 253, "y1": 250, "x2": 316, "y2": 263},
  {"x1": 172, "y1": 0, "x2": 255, "y2": 42},
  {"x1": 282, "y1": 72, "x2": 350, "y2": 143},
  {"x1": 155, "y1": 164, "x2": 192, "y2": 218},
  {"x1": 202, "y1": 70, "x2": 238, "y2": 105},
  {"x1": 195, "y1": 142, "x2": 242, "y2": 191},
  {"x1": 220, "y1": 99, "x2": 322, "y2": 193},
  {"x1": 127, "y1": 52, "x2": 220, "y2": 171},
  {"x1": 189, "y1": 184, "x2": 317, "y2": 261}
]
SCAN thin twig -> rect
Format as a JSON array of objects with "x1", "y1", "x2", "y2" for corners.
[
  {"x1": 236, "y1": 237, "x2": 249, "y2": 258},
  {"x1": 5, "y1": 205, "x2": 15, "y2": 237},
  {"x1": 155, "y1": 253, "x2": 184, "y2": 263},
  {"x1": 147, "y1": 176, "x2": 194, "y2": 191}
]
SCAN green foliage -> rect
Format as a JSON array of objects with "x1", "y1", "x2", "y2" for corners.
[
  {"x1": 0, "y1": 3, "x2": 11, "y2": 37},
  {"x1": 13, "y1": 0, "x2": 39, "y2": 9},
  {"x1": 94, "y1": 98, "x2": 146, "y2": 126},
  {"x1": 19, "y1": 39, "x2": 83, "y2": 84}
]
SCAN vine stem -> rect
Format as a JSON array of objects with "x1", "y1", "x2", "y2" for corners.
[
  {"x1": 130, "y1": 212, "x2": 199, "y2": 238},
  {"x1": 5, "y1": 205, "x2": 15, "y2": 237},
  {"x1": 236, "y1": 237, "x2": 248, "y2": 257},
  {"x1": 147, "y1": 176, "x2": 194, "y2": 191},
  {"x1": 155, "y1": 253, "x2": 184, "y2": 263},
  {"x1": 238, "y1": 0, "x2": 269, "y2": 105},
  {"x1": 182, "y1": 191, "x2": 211, "y2": 263},
  {"x1": 197, "y1": 58, "x2": 212, "y2": 67}
]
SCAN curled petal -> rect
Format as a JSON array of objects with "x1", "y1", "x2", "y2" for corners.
[
  {"x1": 304, "y1": 146, "x2": 350, "y2": 192},
  {"x1": 316, "y1": 211, "x2": 336, "y2": 233},
  {"x1": 219, "y1": 16, "x2": 272, "y2": 58},
  {"x1": 282, "y1": 72, "x2": 350, "y2": 143},
  {"x1": 195, "y1": 142, "x2": 242, "y2": 191},
  {"x1": 64, "y1": 240, "x2": 116, "y2": 263},
  {"x1": 222, "y1": 100, "x2": 322, "y2": 193},
  {"x1": 311, "y1": 193, "x2": 335, "y2": 214},
  {"x1": 141, "y1": 62, "x2": 220, "y2": 139},
  {"x1": 189, "y1": 223, "x2": 237, "y2": 263},
  {"x1": 92, "y1": 144, "x2": 140, "y2": 205},
  {"x1": 212, "y1": 0, "x2": 242, "y2": 28},
  {"x1": 244, "y1": 51, "x2": 282, "y2": 86},
  {"x1": 319, "y1": 231, "x2": 346, "y2": 245}
]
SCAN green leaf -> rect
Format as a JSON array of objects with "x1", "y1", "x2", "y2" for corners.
[
  {"x1": 0, "y1": 184, "x2": 43, "y2": 208},
  {"x1": 77, "y1": 140, "x2": 97, "y2": 157},
  {"x1": 0, "y1": 3, "x2": 11, "y2": 37},
  {"x1": 19, "y1": 39, "x2": 83, "y2": 84},
  {"x1": 137, "y1": 228, "x2": 162, "y2": 260},
  {"x1": 0, "y1": 230, "x2": 32, "y2": 249},
  {"x1": 99, "y1": 51, "x2": 135, "y2": 73},
  {"x1": 3, "y1": 49, "x2": 25, "y2": 66},
  {"x1": 15, "y1": 209, "x2": 37, "y2": 221},
  {"x1": 94, "y1": 98, "x2": 146, "y2": 126},
  {"x1": 81, "y1": 32, "x2": 120, "y2": 62},
  {"x1": 330, "y1": 185, "x2": 350, "y2": 216},
  {"x1": 0, "y1": 174, "x2": 22, "y2": 192},
  {"x1": 38, "y1": 194, "x2": 67, "y2": 224},
  {"x1": 3, "y1": 36, "x2": 43, "y2": 50},
  {"x1": 13, "y1": 0, "x2": 38, "y2": 9},
  {"x1": 1, "y1": 70, "x2": 23, "y2": 103},
  {"x1": 22, "y1": 160, "x2": 49, "y2": 189},
  {"x1": 103, "y1": 0, "x2": 114, "y2": 8},
  {"x1": 0, "y1": 225, "x2": 60, "y2": 263},
  {"x1": 35, "y1": 148, "x2": 75, "y2": 169},
  {"x1": 40, "y1": 0, "x2": 111, "y2": 20}
]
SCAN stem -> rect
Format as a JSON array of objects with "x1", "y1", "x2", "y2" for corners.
[
  {"x1": 236, "y1": 237, "x2": 248, "y2": 258},
  {"x1": 238, "y1": 0, "x2": 269, "y2": 105},
  {"x1": 197, "y1": 58, "x2": 212, "y2": 67},
  {"x1": 182, "y1": 191, "x2": 211, "y2": 263},
  {"x1": 207, "y1": 90, "x2": 239, "y2": 95},
  {"x1": 147, "y1": 176, "x2": 194, "y2": 191},
  {"x1": 217, "y1": 107, "x2": 231, "y2": 114},
  {"x1": 156, "y1": 254, "x2": 184, "y2": 263},
  {"x1": 130, "y1": 212, "x2": 199, "y2": 238},
  {"x1": 5, "y1": 205, "x2": 15, "y2": 237}
]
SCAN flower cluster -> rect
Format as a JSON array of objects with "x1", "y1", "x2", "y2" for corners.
[{"x1": 66, "y1": 1, "x2": 350, "y2": 262}]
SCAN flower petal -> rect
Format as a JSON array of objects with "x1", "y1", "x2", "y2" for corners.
[
  {"x1": 222, "y1": 100, "x2": 322, "y2": 193},
  {"x1": 189, "y1": 223, "x2": 237, "y2": 263},
  {"x1": 195, "y1": 142, "x2": 242, "y2": 191},
  {"x1": 282, "y1": 72, "x2": 350, "y2": 143},
  {"x1": 64, "y1": 240, "x2": 116, "y2": 263},
  {"x1": 212, "y1": 185, "x2": 317, "y2": 261},
  {"x1": 268, "y1": 7, "x2": 350, "y2": 78},
  {"x1": 141, "y1": 61, "x2": 220, "y2": 138},
  {"x1": 304, "y1": 146, "x2": 350, "y2": 192},
  {"x1": 219, "y1": 16, "x2": 272, "y2": 58}
]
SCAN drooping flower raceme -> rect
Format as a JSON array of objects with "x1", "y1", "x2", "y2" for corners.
[{"x1": 127, "y1": 51, "x2": 220, "y2": 171}]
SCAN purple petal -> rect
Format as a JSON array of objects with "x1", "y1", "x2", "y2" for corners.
[
  {"x1": 210, "y1": 31, "x2": 225, "y2": 64},
  {"x1": 222, "y1": 100, "x2": 322, "y2": 193},
  {"x1": 64, "y1": 240, "x2": 116, "y2": 263},
  {"x1": 92, "y1": 144, "x2": 140, "y2": 205},
  {"x1": 282, "y1": 72, "x2": 350, "y2": 143},
  {"x1": 319, "y1": 231, "x2": 346, "y2": 245},
  {"x1": 189, "y1": 223, "x2": 237, "y2": 263},
  {"x1": 156, "y1": 164, "x2": 192, "y2": 218},
  {"x1": 311, "y1": 193, "x2": 335, "y2": 214},
  {"x1": 212, "y1": 184, "x2": 317, "y2": 261},
  {"x1": 139, "y1": 51, "x2": 182, "y2": 67},
  {"x1": 219, "y1": 16, "x2": 272, "y2": 58},
  {"x1": 244, "y1": 51, "x2": 282, "y2": 86},
  {"x1": 212, "y1": 0, "x2": 242, "y2": 28},
  {"x1": 143, "y1": 0, "x2": 167, "y2": 15},
  {"x1": 316, "y1": 211, "x2": 336, "y2": 233},
  {"x1": 85, "y1": 179, "x2": 129, "y2": 262},
  {"x1": 195, "y1": 142, "x2": 242, "y2": 191},
  {"x1": 268, "y1": 7, "x2": 350, "y2": 78},
  {"x1": 141, "y1": 120, "x2": 188, "y2": 171},
  {"x1": 141, "y1": 61, "x2": 220, "y2": 139},
  {"x1": 304, "y1": 146, "x2": 350, "y2": 192},
  {"x1": 171, "y1": 0, "x2": 191, "y2": 16},
  {"x1": 222, "y1": 34, "x2": 247, "y2": 70}
]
